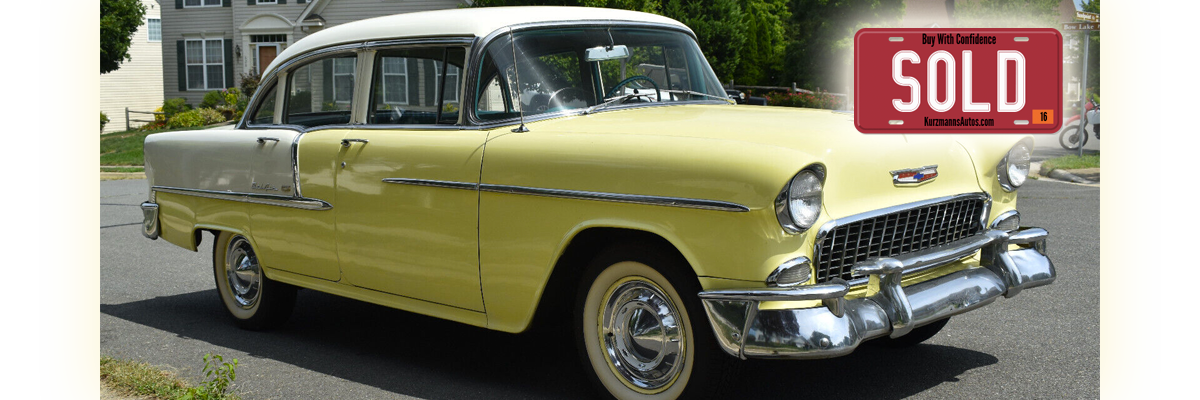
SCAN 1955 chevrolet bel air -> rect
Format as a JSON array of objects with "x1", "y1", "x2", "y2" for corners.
[{"x1": 140, "y1": 6, "x2": 1054, "y2": 399}]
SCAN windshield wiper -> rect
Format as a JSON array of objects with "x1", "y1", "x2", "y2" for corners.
[
  {"x1": 659, "y1": 89, "x2": 736, "y2": 104},
  {"x1": 582, "y1": 92, "x2": 655, "y2": 115}
]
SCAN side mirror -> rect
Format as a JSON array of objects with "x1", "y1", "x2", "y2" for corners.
[{"x1": 585, "y1": 45, "x2": 631, "y2": 62}]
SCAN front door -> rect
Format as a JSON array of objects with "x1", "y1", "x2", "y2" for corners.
[
  {"x1": 333, "y1": 129, "x2": 487, "y2": 311},
  {"x1": 258, "y1": 45, "x2": 278, "y2": 75}
]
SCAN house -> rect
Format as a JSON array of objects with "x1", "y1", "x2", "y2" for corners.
[
  {"x1": 101, "y1": 0, "x2": 164, "y2": 133},
  {"x1": 160, "y1": 0, "x2": 470, "y2": 106}
]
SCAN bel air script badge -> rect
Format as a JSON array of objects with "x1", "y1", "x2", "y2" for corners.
[{"x1": 891, "y1": 165, "x2": 938, "y2": 185}]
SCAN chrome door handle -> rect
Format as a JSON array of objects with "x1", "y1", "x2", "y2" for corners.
[
  {"x1": 341, "y1": 138, "x2": 369, "y2": 147},
  {"x1": 256, "y1": 137, "x2": 279, "y2": 144}
]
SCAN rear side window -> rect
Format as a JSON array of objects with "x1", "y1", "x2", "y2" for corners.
[
  {"x1": 367, "y1": 47, "x2": 465, "y2": 125},
  {"x1": 284, "y1": 55, "x2": 357, "y2": 128}
]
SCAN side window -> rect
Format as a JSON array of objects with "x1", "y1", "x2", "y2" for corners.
[
  {"x1": 367, "y1": 47, "x2": 465, "y2": 125},
  {"x1": 285, "y1": 55, "x2": 357, "y2": 128},
  {"x1": 249, "y1": 82, "x2": 277, "y2": 125}
]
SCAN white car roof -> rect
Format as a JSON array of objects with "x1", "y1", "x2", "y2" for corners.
[{"x1": 265, "y1": 6, "x2": 691, "y2": 75}]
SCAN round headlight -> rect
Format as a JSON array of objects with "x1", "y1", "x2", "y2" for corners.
[
  {"x1": 998, "y1": 141, "x2": 1031, "y2": 191},
  {"x1": 776, "y1": 167, "x2": 824, "y2": 233}
]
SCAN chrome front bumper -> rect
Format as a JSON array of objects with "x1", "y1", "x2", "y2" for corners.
[{"x1": 698, "y1": 227, "x2": 1054, "y2": 359}]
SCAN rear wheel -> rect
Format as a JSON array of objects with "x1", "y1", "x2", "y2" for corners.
[
  {"x1": 212, "y1": 231, "x2": 296, "y2": 330},
  {"x1": 1058, "y1": 125, "x2": 1088, "y2": 150},
  {"x1": 576, "y1": 244, "x2": 737, "y2": 399}
]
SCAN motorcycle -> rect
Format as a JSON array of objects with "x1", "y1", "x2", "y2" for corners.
[{"x1": 1059, "y1": 98, "x2": 1100, "y2": 150}]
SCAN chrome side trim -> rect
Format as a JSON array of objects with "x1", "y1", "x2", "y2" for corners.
[
  {"x1": 381, "y1": 178, "x2": 749, "y2": 212},
  {"x1": 382, "y1": 178, "x2": 478, "y2": 191},
  {"x1": 479, "y1": 183, "x2": 750, "y2": 212},
  {"x1": 152, "y1": 186, "x2": 333, "y2": 211}
]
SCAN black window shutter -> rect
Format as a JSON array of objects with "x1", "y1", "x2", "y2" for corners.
[
  {"x1": 279, "y1": 0, "x2": 287, "y2": 4},
  {"x1": 224, "y1": 39, "x2": 234, "y2": 89},
  {"x1": 223, "y1": 0, "x2": 231, "y2": 7},
  {"x1": 298, "y1": 0, "x2": 307, "y2": 3},
  {"x1": 322, "y1": 59, "x2": 333, "y2": 104},
  {"x1": 175, "y1": 0, "x2": 183, "y2": 9},
  {"x1": 248, "y1": 0, "x2": 256, "y2": 6},
  {"x1": 177, "y1": 40, "x2": 187, "y2": 91},
  {"x1": 407, "y1": 59, "x2": 419, "y2": 106},
  {"x1": 423, "y1": 60, "x2": 436, "y2": 107}
]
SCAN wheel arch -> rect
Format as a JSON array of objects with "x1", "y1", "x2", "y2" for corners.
[{"x1": 526, "y1": 225, "x2": 701, "y2": 334}]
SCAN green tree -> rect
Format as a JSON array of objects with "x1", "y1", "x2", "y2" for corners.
[
  {"x1": 733, "y1": 0, "x2": 790, "y2": 85},
  {"x1": 101, "y1": 0, "x2": 148, "y2": 74},
  {"x1": 1081, "y1": 0, "x2": 1100, "y2": 98},
  {"x1": 952, "y1": 0, "x2": 1063, "y2": 28},
  {"x1": 783, "y1": 0, "x2": 906, "y2": 92}
]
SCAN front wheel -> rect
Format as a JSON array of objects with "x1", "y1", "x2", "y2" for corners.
[
  {"x1": 1059, "y1": 125, "x2": 1088, "y2": 150},
  {"x1": 212, "y1": 231, "x2": 296, "y2": 330},
  {"x1": 576, "y1": 244, "x2": 737, "y2": 399}
]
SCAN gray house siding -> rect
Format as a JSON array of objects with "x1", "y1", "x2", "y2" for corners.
[
  {"x1": 162, "y1": 4, "x2": 234, "y2": 106},
  {"x1": 163, "y1": 0, "x2": 465, "y2": 107}
]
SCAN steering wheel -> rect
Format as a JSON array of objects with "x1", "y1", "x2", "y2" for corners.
[
  {"x1": 547, "y1": 87, "x2": 590, "y2": 110},
  {"x1": 604, "y1": 76, "x2": 660, "y2": 102}
]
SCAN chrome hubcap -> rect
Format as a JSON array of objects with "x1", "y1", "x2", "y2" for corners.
[
  {"x1": 225, "y1": 236, "x2": 261, "y2": 309},
  {"x1": 600, "y1": 278, "x2": 685, "y2": 392}
]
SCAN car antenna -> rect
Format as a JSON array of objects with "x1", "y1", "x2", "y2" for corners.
[{"x1": 509, "y1": 27, "x2": 529, "y2": 133}]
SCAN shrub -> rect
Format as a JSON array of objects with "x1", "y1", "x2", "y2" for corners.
[
  {"x1": 101, "y1": 112, "x2": 110, "y2": 132},
  {"x1": 166, "y1": 108, "x2": 225, "y2": 129},
  {"x1": 200, "y1": 90, "x2": 225, "y2": 109},
  {"x1": 239, "y1": 73, "x2": 261, "y2": 99},
  {"x1": 764, "y1": 90, "x2": 845, "y2": 110},
  {"x1": 153, "y1": 106, "x2": 166, "y2": 123},
  {"x1": 162, "y1": 98, "x2": 191, "y2": 119}
]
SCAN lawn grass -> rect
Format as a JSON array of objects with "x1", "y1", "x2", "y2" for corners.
[
  {"x1": 1041, "y1": 154, "x2": 1100, "y2": 171},
  {"x1": 100, "y1": 356, "x2": 241, "y2": 400},
  {"x1": 101, "y1": 166, "x2": 145, "y2": 173},
  {"x1": 100, "y1": 127, "x2": 205, "y2": 166},
  {"x1": 100, "y1": 356, "x2": 194, "y2": 399}
]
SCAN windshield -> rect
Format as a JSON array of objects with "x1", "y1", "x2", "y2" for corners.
[{"x1": 474, "y1": 26, "x2": 729, "y2": 122}]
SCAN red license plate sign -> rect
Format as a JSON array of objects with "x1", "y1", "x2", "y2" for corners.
[{"x1": 854, "y1": 28, "x2": 1062, "y2": 134}]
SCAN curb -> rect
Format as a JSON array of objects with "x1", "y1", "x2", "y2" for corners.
[{"x1": 1034, "y1": 162, "x2": 1096, "y2": 184}]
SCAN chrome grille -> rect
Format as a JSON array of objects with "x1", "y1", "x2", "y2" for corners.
[{"x1": 814, "y1": 194, "x2": 988, "y2": 283}]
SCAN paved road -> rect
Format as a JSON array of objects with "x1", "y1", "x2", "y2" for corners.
[{"x1": 101, "y1": 178, "x2": 1098, "y2": 399}]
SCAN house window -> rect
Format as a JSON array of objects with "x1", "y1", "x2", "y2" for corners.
[
  {"x1": 437, "y1": 62, "x2": 460, "y2": 103},
  {"x1": 333, "y1": 58, "x2": 356, "y2": 103},
  {"x1": 147, "y1": 19, "x2": 161, "y2": 42},
  {"x1": 257, "y1": 0, "x2": 279, "y2": 4},
  {"x1": 185, "y1": 39, "x2": 225, "y2": 90},
  {"x1": 184, "y1": 0, "x2": 222, "y2": 7},
  {"x1": 380, "y1": 57, "x2": 408, "y2": 105}
]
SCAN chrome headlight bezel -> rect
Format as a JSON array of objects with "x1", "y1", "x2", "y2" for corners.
[
  {"x1": 997, "y1": 138, "x2": 1033, "y2": 192},
  {"x1": 775, "y1": 164, "x2": 825, "y2": 234}
]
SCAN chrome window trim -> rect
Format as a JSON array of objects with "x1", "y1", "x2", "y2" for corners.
[
  {"x1": 152, "y1": 186, "x2": 333, "y2": 211},
  {"x1": 463, "y1": 21, "x2": 722, "y2": 128},
  {"x1": 812, "y1": 192, "x2": 992, "y2": 287},
  {"x1": 381, "y1": 178, "x2": 749, "y2": 212}
]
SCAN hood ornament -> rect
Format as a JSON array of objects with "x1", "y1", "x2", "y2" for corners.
[{"x1": 891, "y1": 165, "x2": 938, "y2": 185}]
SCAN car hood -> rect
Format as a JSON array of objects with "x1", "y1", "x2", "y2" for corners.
[{"x1": 529, "y1": 104, "x2": 1019, "y2": 218}]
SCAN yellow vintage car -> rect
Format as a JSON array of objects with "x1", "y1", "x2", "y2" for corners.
[{"x1": 140, "y1": 6, "x2": 1054, "y2": 399}]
